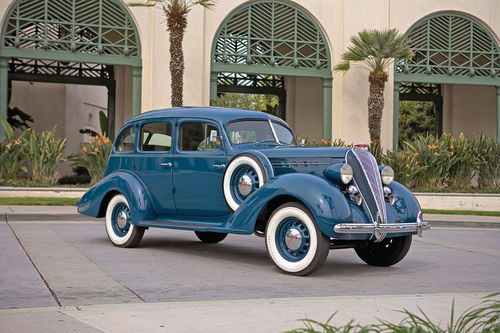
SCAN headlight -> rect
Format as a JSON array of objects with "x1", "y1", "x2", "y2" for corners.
[
  {"x1": 340, "y1": 164, "x2": 353, "y2": 184},
  {"x1": 323, "y1": 163, "x2": 353, "y2": 185},
  {"x1": 380, "y1": 166, "x2": 394, "y2": 185}
]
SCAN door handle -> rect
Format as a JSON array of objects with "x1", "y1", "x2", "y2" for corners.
[
  {"x1": 213, "y1": 164, "x2": 225, "y2": 169},
  {"x1": 160, "y1": 162, "x2": 172, "y2": 167}
]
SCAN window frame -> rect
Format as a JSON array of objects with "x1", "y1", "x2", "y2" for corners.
[
  {"x1": 139, "y1": 120, "x2": 174, "y2": 153},
  {"x1": 114, "y1": 125, "x2": 137, "y2": 153},
  {"x1": 176, "y1": 119, "x2": 224, "y2": 154}
]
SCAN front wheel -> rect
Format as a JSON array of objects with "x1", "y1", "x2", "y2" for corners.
[
  {"x1": 105, "y1": 194, "x2": 145, "y2": 248},
  {"x1": 355, "y1": 235, "x2": 412, "y2": 267},
  {"x1": 195, "y1": 231, "x2": 227, "y2": 243},
  {"x1": 265, "y1": 202, "x2": 330, "y2": 276}
]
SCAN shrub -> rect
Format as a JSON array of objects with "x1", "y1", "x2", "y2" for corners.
[
  {"x1": 20, "y1": 126, "x2": 66, "y2": 185},
  {"x1": 287, "y1": 293, "x2": 500, "y2": 333},
  {"x1": 0, "y1": 118, "x2": 27, "y2": 180},
  {"x1": 306, "y1": 132, "x2": 500, "y2": 192},
  {"x1": 298, "y1": 137, "x2": 350, "y2": 147},
  {"x1": 70, "y1": 135, "x2": 112, "y2": 184}
]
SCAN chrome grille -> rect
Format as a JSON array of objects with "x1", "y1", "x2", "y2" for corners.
[{"x1": 346, "y1": 148, "x2": 387, "y2": 225}]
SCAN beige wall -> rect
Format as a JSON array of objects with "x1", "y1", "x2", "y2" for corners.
[
  {"x1": 285, "y1": 77, "x2": 323, "y2": 141},
  {"x1": 442, "y1": 84, "x2": 497, "y2": 138},
  {"x1": 10, "y1": 82, "x2": 66, "y2": 140},
  {"x1": 2, "y1": 0, "x2": 500, "y2": 150}
]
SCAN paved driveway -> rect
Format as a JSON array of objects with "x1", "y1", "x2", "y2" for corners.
[{"x1": 2, "y1": 218, "x2": 499, "y2": 310}]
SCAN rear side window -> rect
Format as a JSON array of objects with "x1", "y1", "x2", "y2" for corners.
[
  {"x1": 116, "y1": 126, "x2": 136, "y2": 152},
  {"x1": 179, "y1": 122, "x2": 220, "y2": 151},
  {"x1": 141, "y1": 122, "x2": 172, "y2": 151}
]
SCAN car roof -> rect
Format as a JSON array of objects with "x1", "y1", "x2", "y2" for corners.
[{"x1": 128, "y1": 107, "x2": 284, "y2": 125}]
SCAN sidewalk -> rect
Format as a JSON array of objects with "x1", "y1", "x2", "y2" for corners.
[
  {"x1": 1, "y1": 205, "x2": 499, "y2": 228},
  {"x1": 0, "y1": 292, "x2": 497, "y2": 332}
]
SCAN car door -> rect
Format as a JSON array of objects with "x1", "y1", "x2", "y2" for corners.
[
  {"x1": 172, "y1": 119, "x2": 229, "y2": 217},
  {"x1": 134, "y1": 120, "x2": 176, "y2": 216}
]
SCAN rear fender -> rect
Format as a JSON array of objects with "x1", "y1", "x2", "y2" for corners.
[
  {"x1": 77, "y1": 171, "x2": 156, "y2": 223},
  {"x1": 227, "y1": 173, "x2": 352, "y2": 237}
]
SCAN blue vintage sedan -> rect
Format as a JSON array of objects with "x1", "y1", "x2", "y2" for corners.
[{"x1": 78, "y1": 107, "x2": 429, "y2": 275}]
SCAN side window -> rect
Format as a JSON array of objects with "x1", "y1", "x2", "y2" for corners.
[
  {"x1": 116, "y1": 126, "x2": 136, "y2": 152},
  {"x1": 180, "y1": 122, "x2": 221, "y2": 151},
  {"x1": 141, "y1": 122, "x2": 172, "y2": 151}
]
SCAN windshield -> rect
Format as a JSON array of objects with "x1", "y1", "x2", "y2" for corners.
[
  {"x1": 272, "y1": 121, "x2": 296, "y2": 145},
  {"x1": 227, "y1": 119, "x2": 296, "y2": 145}
]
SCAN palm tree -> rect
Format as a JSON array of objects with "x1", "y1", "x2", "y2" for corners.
[
  {"x1": 335, "y1": 28, "x2": 413, "y2": 146},
  {"x1": 130, "y1": 1, "x2": 215, "y2": 107}
]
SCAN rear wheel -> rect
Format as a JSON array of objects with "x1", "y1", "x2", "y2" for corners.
[
  {"x1": 105, "y1": 194, "x2": 145, "y2": 248},
  {"x1": 195, "y1": 231, "x2": 227, "y2": 243},
  {"x1": 355, "y1": 235, "x2": 412, "y2": 267},
  {"x1": 265, "y1": 202, "x2": 330, "y2": 276}
]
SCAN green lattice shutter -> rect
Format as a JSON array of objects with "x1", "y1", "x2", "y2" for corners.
[{"x1": 212, "y1": 0, "x2": 330, "y2": 77}]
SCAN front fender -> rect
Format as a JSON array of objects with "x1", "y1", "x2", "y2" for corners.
[
  {"x1": 77, "y1": 171, "x2": 156, "y2": 223},
  {"x1": 227, "y1": 173, "x2": 352, "y2": 237},
  {"x1": 386, "y1": 181, "x2": 422, "y2": 223}
]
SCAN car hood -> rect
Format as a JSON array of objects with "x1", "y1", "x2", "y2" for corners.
[
  {"x1": 237, "y1": 145, "x2": 351, "y2": 177},
  {"x1": 256, "y1": 145, "x2": 350, "y2": 160}
]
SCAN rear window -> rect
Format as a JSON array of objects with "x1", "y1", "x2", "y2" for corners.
[{"x1": 116, "y1": 126, "x2": 136, "y2": 152}]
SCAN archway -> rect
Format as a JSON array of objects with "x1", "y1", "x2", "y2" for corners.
[
  {"x1": 210, "y1": 0, "x2": 332, "y2": 139},
  {"x1": 394, "y1": 12, "x2": 500, "y2": 148},
  {"x1": 0, "y1": 0, "x2": 142, "y2": 139}
]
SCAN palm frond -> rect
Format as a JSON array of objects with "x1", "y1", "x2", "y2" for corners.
[{"x1": 335, "y1": 28, "x2": 413, "y2": 75}]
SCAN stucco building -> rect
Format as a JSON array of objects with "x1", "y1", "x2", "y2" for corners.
[{"x1": 1, "y1": 0, "x2": 499, "y2": 160}]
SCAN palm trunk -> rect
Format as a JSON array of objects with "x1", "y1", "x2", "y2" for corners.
[
  {"x1": 169, "y1": 26, "x2": 184, "y2": 107},
  {"x1": 367, "y1": 72, "x2": 388, "y2": 145},
  {"x1": 166, "y1": 5, "x2": 187, "y2": 108}
]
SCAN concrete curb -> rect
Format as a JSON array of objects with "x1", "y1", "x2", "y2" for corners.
[
  {"x1": 1, "y1": 187, "x2": 499, "y2": 212},
  {"x1": 0, "y1": 187, "x2": 87, "y2": 198}
]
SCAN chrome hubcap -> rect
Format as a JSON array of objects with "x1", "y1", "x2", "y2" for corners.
[
  {"x1": 285, "y1": 228, "x2": 302, "y2": 251},
  {"x1": 117, "y1": 211, "x2": 128, "y2": 229},
  {"x1": 238, "y1": 174, "x2": 253, "y2": 196}
]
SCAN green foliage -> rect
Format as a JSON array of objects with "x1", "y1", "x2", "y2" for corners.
[
  {"x1": 21, "y1": 126, "x2": 67, "y2": 185},
  {"x1": 304, "y1": 131, "x2": 500, "y2": 192},
  {"x1": 398, "y1": 101, "x2": 435, "y2": 145},
  {"x1": 287, "y1": 293, "x2": 500, "y2": 333},
  {"x1": 334, "y1": 28, "x2": 413, "y2": 74},
  {"x1": 69, "y1": 135, "x2": 112, "y2": 184},
  {"x1": 0, "y1": 197, "x2": 81, "y2": 206},
  {"x1": 213, "y1": 93, "x2": 279, "y2": 116},
  {"x1": 383, "y1": 133, "x2": 499, "y2": 191},
  {"x1": 299, "y1": 137, "x2": 350, "y2": 148},
  {"x1": 0, "y1": 117, "x2": 27, "y2": 179},
  {"x1": 476, "y1": 134, "x2": 500, "y2": 189},
  {"x1": 58, "y1": 167, "x2": 91, "y2": 185}
]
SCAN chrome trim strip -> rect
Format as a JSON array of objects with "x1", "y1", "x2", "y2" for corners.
[
  {"x1": 334, "y1": 221, "x2": 430, "y2": 236},
  {"x1": 268, "y1": 119, "x2": 279, "y2": 144}
]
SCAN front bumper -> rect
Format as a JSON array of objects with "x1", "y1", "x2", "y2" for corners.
[{"x1": 334, "y1": 221, "x2": 430, "y2": 240}]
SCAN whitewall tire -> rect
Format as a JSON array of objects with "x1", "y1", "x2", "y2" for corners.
[
  {"x1": 105, "y1": 194, "x2": 145, "y2": 247},
  {"x1": 265, "y1": 202, "x2": 330, "y2": 275},
  {"x1": 223, "y1": 154, "x2": 267, "y2": 211}
]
